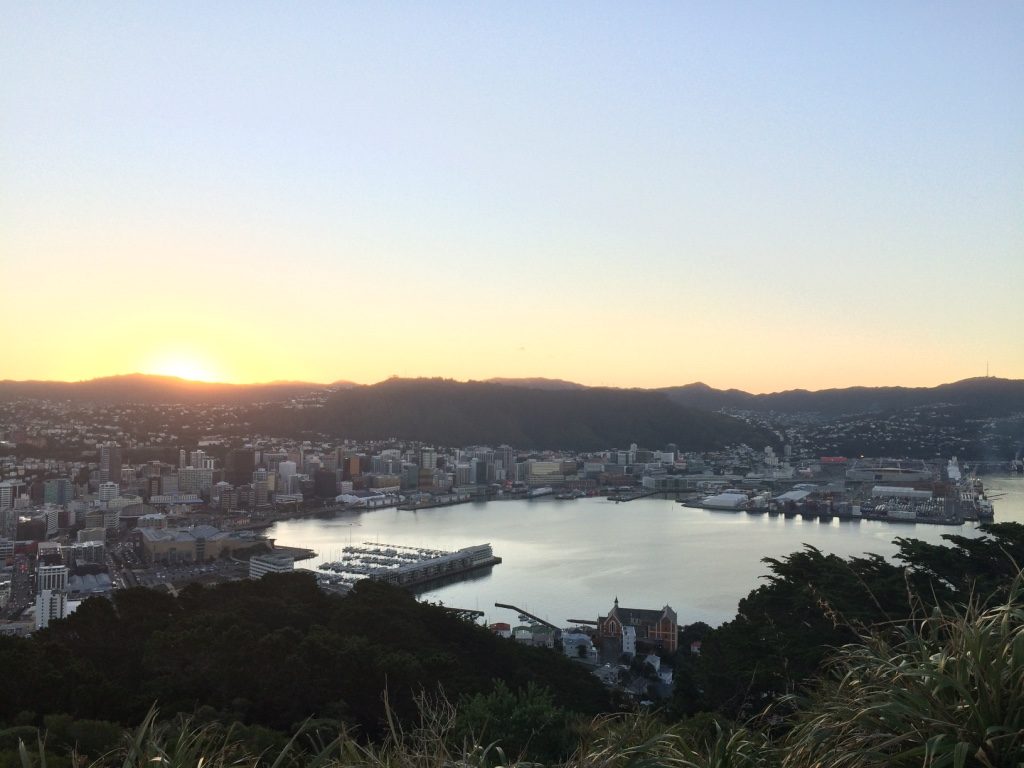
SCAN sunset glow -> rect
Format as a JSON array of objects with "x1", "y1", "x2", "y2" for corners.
[
  {"x1": 145, "y1": 357, "x2": 221, "y2": 384},
  {"x1": 3, "y1": 4, "x2": 1022, "y2": 392}
]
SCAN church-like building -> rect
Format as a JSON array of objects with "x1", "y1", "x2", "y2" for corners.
[{"x1": 598, "y1": 598, "x2": 678, "y2": 653}]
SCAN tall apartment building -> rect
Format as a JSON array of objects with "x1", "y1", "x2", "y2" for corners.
[
  {"x1": 226, "y1": 449, "x2": 255, "y2": 486},
  {"x1": 98, "y1": 482, "x2": 120, "y2": 504},
  {"x1": 43, "y1": 478, "x2": 74, "y2": 506},
  {"x1": 0, "y1": 481, "x2": 18, "y2": 510},
  {"x1": 189, "y1": 450, "x2": 214, "y2": 470},
  {"x1": 36, "y1": 564, "x2": 69, "y2": 629},
  {"x1": 178, "y1": 467, "x2": 214, "y2": 496},
  {"x1": 99, "y1": 443, "x2": 122, "y2": 485}
]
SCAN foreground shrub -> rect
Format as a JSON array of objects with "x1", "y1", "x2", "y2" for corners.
[{"x1": 782, "y1": 581, "x2": 1024, "y2": 768}]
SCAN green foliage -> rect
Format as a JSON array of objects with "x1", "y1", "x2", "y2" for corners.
[
  {"x1": 5, "y1": 573, "x2": 1024, "y2": 767},
  {"x1": 455, "y1": 681, "x2": 574, "y2": 763},
  {"x1": 781, "y1": 579, "x2": 1024, "y2": 767},
  {"x1": 0, "y1": 575, "x2": 605, "y2": 739},
  {"x1": 690, "y1": 524, "x2": 1023, "y2": 717},
  {"x1": 4, "y1": 519, "x2": 1024, "y2": 768},
  {"x1": 40, "y1": 716, "x2": 121, "y2": 762},
  {"x1": 895, "y1": 522, "x2": 1024, "y2": 599}
]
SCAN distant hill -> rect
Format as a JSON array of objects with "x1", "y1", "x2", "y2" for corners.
[
  {"x1": 659, "y1": 377, "x2": 1024, "y2": 418},
  {"x1": 484, "y1": 377, "x2": 587, "y2": 390},
  {"x1": 260, "y1": 377, "x2": 773, "y2": 451},
  {"x1": 0, "y1": 374, "x2": 327, "y2": 404}
]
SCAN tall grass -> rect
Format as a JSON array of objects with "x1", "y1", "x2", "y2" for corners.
[
  {"x1": 15, "y1": 579, "x2": 1024, "y2": 768},
  {"x1": 781, "y1": 579, "x2": 1024, "y2": 768}
]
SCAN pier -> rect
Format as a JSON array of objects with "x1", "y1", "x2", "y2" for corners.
[
  {"x1": 318, "y1": 542, "x2": 501, "y2": 590},
  {"x1": 397, "y1": 492, "x2": 472, "y2": 511},
  {"x1": 607, "y1": 489, "x2": 665, "y2": 502}
]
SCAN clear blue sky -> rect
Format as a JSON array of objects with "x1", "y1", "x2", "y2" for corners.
[{"x1": 3, "y1": 2, "x2": 1022, "y2": 390}]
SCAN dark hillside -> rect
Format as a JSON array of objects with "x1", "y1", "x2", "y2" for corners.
[
  {"x1": 286, "y1": 378, "x2": 772, "y2": 450},
  {"x1": 660, "y1": 376, "x2": 1024, "y2": 417}
]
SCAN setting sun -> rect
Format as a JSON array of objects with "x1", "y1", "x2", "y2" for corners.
[{"x1": 146, "y1": 357, "x2": 221, "y2": 383}]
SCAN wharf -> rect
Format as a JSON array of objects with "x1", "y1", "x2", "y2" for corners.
[
  {"x1": 318, "y1": 542, "x2": 501, "y2": 591},
  {"x1": 397, "y1": 494, "x2": 472, "y2": 511},
  {"x1": 270, "y1": 545, "x2": 317, "y2": 562},
  {"x1": 607, "y1": 489, "x2": 662, "y2": 502}
]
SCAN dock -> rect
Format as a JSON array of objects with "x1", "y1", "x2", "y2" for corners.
[
  {"x1": 318, "y1": 542, "x2": 501, "y2": 590},
  {"x1": 271, "y1": 545, "x2": 317, "y2": 562},
  {"x1": 606, "y1": 489, "x2": 663, "y2": 502},
  {"x1": 397, "y1": 492, "x2": 473, "y2": 511}
]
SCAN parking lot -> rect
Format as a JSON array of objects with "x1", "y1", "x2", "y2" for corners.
[{"x1": 130, "y1": 559, "x2": 248, "y2": 588}]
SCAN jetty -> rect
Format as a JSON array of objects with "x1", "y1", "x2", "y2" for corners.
[{"x1": 318, "y1": 542, "x2": 501, "y2": 590}]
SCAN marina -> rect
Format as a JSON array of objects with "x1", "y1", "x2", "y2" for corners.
[{"x1": 317, "y1": 541, "x2": 501, "y2": 591}]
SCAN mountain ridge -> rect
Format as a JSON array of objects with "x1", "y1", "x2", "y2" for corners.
[
  {"x1": 658, "y1": 376, "x2": 1024, "y2": 417},
  {"x1": 253, "y1": 377, "x2": 771, "y2": 451},
  {"x1": 0, "y1": 374, "x2": 1020, "y2": 417}
]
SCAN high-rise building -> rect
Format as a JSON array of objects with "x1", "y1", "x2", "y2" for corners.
[
  {"x1": 43, "y1": 504, "x2": 60, "y2": 536},
  {"x1": 36, "y1": 564, "x2": 69, "y2": 629},
  {"x1": 99, "y1": 444, "x2": 122, "y2": 485},
  {"x1": 179, "y1": 467, "x2": 214, "y2": 496},
  {"x1": 189, "y1": 449, "x2": 214, "y2": 470},
  {"x1": 0, "y1": 481, "x2": 17, "y2": 510},
  {"x1": 277, "y1": 460, "x2": 297, "y2": 490},
  {"x1": 420, "y1": 448, "x2": 438, "y2": 470},
  {"x1": 226, "y1": 449, "x2": 255, "y2": 486},
  {"x1": 98, "y1": 482, "x2": 120, "y2": 504},
  {"x1": 253, "y1": 479, "x2": 269, "y2": 506},
  {"x1": 43, "y1": 478, "x2": 74, "y2": 506},
  {"x1": 496, "y1": 445, "x2": 515, "y2": 476}
]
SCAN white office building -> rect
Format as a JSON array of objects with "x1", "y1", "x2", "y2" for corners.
[
  {"x1": 249, "y1": 553, "x2": 294, "y2": 579},
  {"x1": 36, "y1": 565, "x2": 70, "y2": 630}
]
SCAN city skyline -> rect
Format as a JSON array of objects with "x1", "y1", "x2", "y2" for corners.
[{"x1": 4, "y1": 3, "x2": 1022, "y2": 392}]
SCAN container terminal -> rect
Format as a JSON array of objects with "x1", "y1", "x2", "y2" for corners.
[{"x1": 677, "y1": 457, "x2": 996, "y2": 525}]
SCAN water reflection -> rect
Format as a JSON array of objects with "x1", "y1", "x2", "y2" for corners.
[{"x1": 269, "y1": 475, "x2": 1024, "y2": 626}]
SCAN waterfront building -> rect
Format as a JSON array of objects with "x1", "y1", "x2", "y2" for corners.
[
  {"x1": 845, "y1": 458, "x2": 934, "y2": 483},
  {"x1": 136, "y1": 524, "x2": 263, "y2": 564},
  {"x1": 598, "y1": 598, "x2": 678, "y2": 653},
  {"x1": 249, "y1": 553, "x2": 294, "y2": 579},
  {"x1": 253, "y1": 479, "x2": 270, "y2": 506}
]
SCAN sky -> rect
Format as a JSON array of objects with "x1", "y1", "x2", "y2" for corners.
[{"x1": 3, "y1": 3, "x2": 1022, "y2": 393}]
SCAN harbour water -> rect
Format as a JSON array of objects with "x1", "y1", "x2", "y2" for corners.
[{"x1": 268, "y1": 474, "x2": 1024, "y2": 627}]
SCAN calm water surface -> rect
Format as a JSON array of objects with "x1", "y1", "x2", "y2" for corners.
[{"x1": 269, "y1": 474, "x2": 1024, "y2": 627}]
